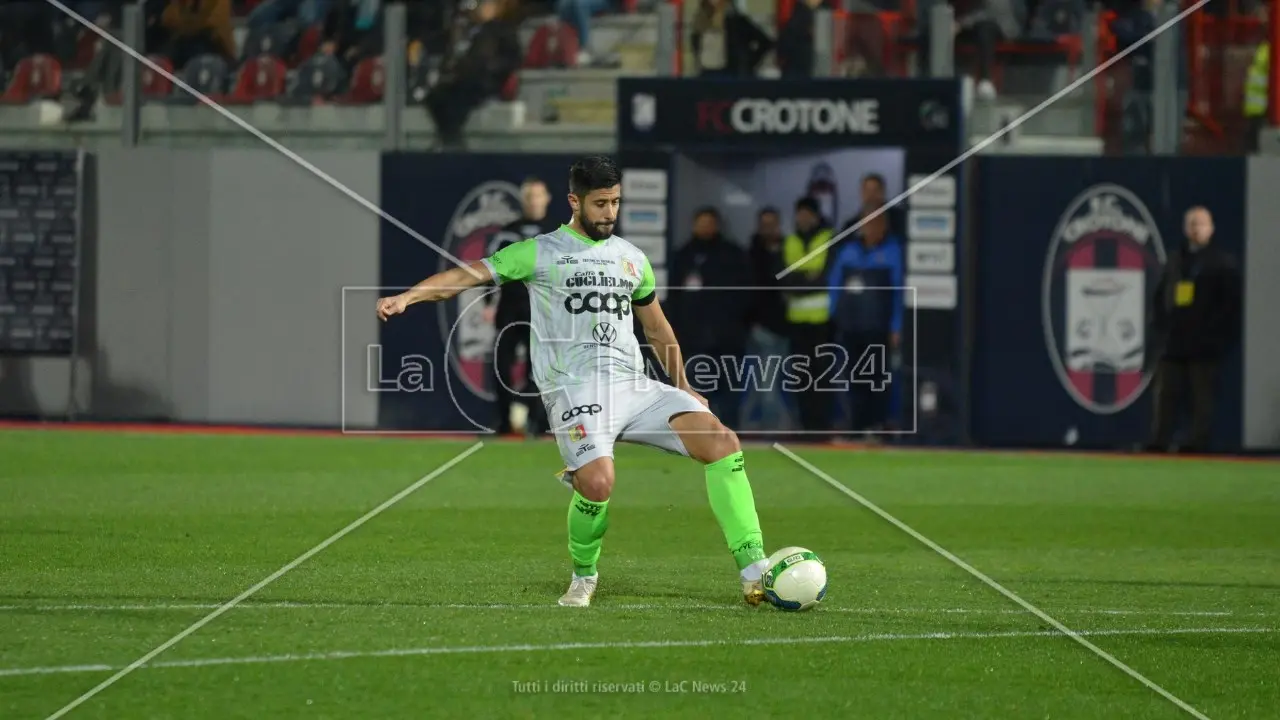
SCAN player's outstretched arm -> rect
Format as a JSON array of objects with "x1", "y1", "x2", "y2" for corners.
[{"x1": 376, "y1": 260, "x2": 493, "y2": 321}]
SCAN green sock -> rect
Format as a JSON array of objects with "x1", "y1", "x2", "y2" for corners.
[
  {"x1": 704, "y1": 451, "x2": 766, "y2": 571},
  {"x1": 567, "y1": 491, "x2": 609, "y2": 577}
]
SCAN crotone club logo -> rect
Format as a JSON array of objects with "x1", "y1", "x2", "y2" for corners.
[
  {"x1": 437, "y1": 181, "x2": 522, "y2": 401},
  {"x1": 592, "y1": 322, "x2": 617, "y2": 345},
  {"x1": 1041, "y1": 184, "x2": 1166, "y2": 415}
]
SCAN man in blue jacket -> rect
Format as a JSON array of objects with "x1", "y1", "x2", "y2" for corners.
[{"x1": 826, "y1": 205, "x2": 904, "y2": 434}]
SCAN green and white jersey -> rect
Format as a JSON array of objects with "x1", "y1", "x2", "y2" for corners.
[{"x1": 481, "y1": 223, "x2": 658, "y2": 391}]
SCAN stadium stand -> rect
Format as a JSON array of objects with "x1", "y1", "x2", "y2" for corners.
[
  {"x1": 0, "y1": 54, "x2": 63, "y2": 105},
  {"x1": 0, "y1": 0, "x2": 1270, "y2": 154}
]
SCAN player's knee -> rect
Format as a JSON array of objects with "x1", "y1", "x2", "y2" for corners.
[
  {"x1": 693, "y1": 419, "x2": 741, "y2": 464},
  {"x1": 574, "y1": 460, "x2": 614, "y2": 502}
]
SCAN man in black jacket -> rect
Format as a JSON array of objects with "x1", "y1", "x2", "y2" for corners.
[
  {"x1": 839, "y1": 173, "x2": 905, "y2": 251},
  {"x1": 689, "y1": 0, "x2": 774, "y2": 78},
  {"x1": 777, "y1": 0, "x2": 822, "y2": 78},
  {"x1": 487, "y1": 177, "x2": 557, "y2": 435},
  {"x1": 748, "y1": 207, "x2": 787, "y2": 339},
  {"x1": 425, "y1": 0, "x2": 521, "y2": 150},
  {"x1": 668, "y1": 207, "x2": 753, "y2": 428},
  {"x1": 1145, "y1": 206, "x2": 1241, "y2": 453}
]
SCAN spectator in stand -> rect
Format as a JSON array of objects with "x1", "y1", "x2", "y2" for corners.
[
  {"x1": 1242, "y1": 5, "x2": 1268, "y2": 153},
  {"x1": 158, "y1": 0, "x2": 235, "y2": 70},
  {"x1": 777, "y1": 0, "x2": 823, "y2": 78},
  {"x1": 690, "y1": 0, "x2": 774, "y2": 78},
  {"x1": 248, "y1": 0, "x2": 332, "y2": 29},
  {"x1": 1111, "y1": 0, "x2": 1188, "y2": 154},
  {"x1": 62, "y1": 5, "x2": 123, "y2": 123},
  {"x1": 0, "y1": 2, "x2": 58, "y2": 72},
  {"x1": 919, "y1": 0, "x2": 1026, "y2": 100},
  {"x1": 556, "y1": 0, "x2": 619, "y2": 67},
  {"x1": 407, "y1": 0, "x2": 457, "y2": 67},
  {"x1": 425, "y1": 0, "x2": 521, "y2": 150},
  {"x1": 321, "y1": 0, "x2": 383, "y2": 72}
]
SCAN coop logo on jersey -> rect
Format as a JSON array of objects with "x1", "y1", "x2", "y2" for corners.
[
  {"x1": 564, "y1": 291, "x2": 632, "y2": 319},
  {"x1": 562, "y1": 404, "x2": 602, "y2": 422},
  {"x1": 1042, "y1": 184, "x2": 1166, "y2": 415},
  {"x1": 438, "y1": 181, "x2": 522, "y2": 401}
]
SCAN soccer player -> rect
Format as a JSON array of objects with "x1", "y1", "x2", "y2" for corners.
[{"x1": 376, "y1": 156, "x2": 769, "y2": 608}]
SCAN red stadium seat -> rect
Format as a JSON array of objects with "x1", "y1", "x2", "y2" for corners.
[
  {"x1": 142, "y1": 55, "x2": 176, "y2": 98},
  {"x1": 524, "y1": 21, "x2": 579, "y2": 69},
  {"x1": 104, "y1": 55, "x2": 175, "y2": 105},
  {"x1": 293, "y1": 25, "x2": 322, "y2": 67},
  {"x1": 343, "y1": 57, "x2": 384, "y2": 103},
  {"x1": 225, "y1": 56, "x2": 287, "y2": 103},
  {"x1": 71, "y1": 33, "x2": 99, "y2": 70},
  {"x1": 0, "y1": 55, "x2": 63, "y2": 104},
  {"x1": 500, "y1": 73, "x2": 519, "y2": 102}
]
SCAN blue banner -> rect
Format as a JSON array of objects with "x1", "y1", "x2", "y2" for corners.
[
  {"x1": 378, "y1": 153, "x2": 577, "y2": 431},
  {"x1": 970, "y1": 157, "x2": 1245, "y2": 450}
]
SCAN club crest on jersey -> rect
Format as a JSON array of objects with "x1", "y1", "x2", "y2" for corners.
[
  {"x1": 568, "y1": 424, "x2": 588, "y2": 442},
  {"x1": 438, "y1": 181, "x2": 523, "y2": 401},
  {"x1": 1041, "y1": 184, "x2": 1166, "y2": 415},
  {"x1": 621, "y1": 258, "x2": 640, "y2": 280}
]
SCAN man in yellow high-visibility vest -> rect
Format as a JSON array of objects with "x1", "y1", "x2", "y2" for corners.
[
  {"x1": 1244, "y1": 40, "x2": 1269, "y2": 153},
  {"x1": 781, "y1": 196, "x2": 834, "y2": 432}
]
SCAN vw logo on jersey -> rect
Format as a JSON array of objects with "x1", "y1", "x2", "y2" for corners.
[
  {"x1": 592, "y1": 322, "x2": 617, "y2": 345},
  {"x1": 437, "y1": 180, "x2": 522, "y2": 401},
  {"x1": 561, "y1": 404, "x2": 602, "y2": 421},
  {"x1": 1042, "y1": 184, "x2": 1166, "y2": 415}
]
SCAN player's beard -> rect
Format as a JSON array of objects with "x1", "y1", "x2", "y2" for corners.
[{"x1": 578, "y1": 212, "x2": 615, "y2": 240}]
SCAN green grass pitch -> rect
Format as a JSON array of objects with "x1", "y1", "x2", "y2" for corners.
[{"x1": 2, "y1": 428, "x2": 1278, "y2": 719}]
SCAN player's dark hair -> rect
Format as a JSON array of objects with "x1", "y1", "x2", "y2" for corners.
[
  {"x1": 569, "y1": 156, "x2": 621, "y2": 197},
  {"x1": 522, "y1": 176, "x2": 546, "y2": 188},
  {"x1": 694, "y1": 206, "x2": 720, "y2": 222},
  {"x1": 759, "y1": 206, "x2": 779, "y2": 218},
  {"x1": 861, "y1": 173, "x2": 886, "y2": 190}
]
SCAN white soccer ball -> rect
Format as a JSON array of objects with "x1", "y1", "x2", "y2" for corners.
[{"x1": 762, "y1": 546, "x2": 827, "y2": 611}]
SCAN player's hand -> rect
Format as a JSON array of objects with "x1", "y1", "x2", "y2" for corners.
[{"x1": 376, "y1": 294, "x2": 409, "y2": 321}]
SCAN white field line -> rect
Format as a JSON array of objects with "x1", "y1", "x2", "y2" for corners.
[
  {"x1": 40, "y1": 442, "x2": 485, "y2": 720},
  {"x1": 2, "y1": 626, "x2": 1271, "y2": 679},
  {"x1": 777, "y1": 444, "x2": 1217, "y2": 720},
  {"x1": 0, "y1": 602, "x2": 1259, "y2": 618}
]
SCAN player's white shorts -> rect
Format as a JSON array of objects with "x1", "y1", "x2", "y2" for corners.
[{"x1": 544, "y1": 376, "x2": 710, "y2": 471}]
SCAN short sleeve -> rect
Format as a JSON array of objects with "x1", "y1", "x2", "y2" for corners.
[
  {"x1": 632, "y1": 256, "x2": 657, "y2": 306},
  {"x1": 484, "y1": 238, "x2": 537, "y2": 284}
]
